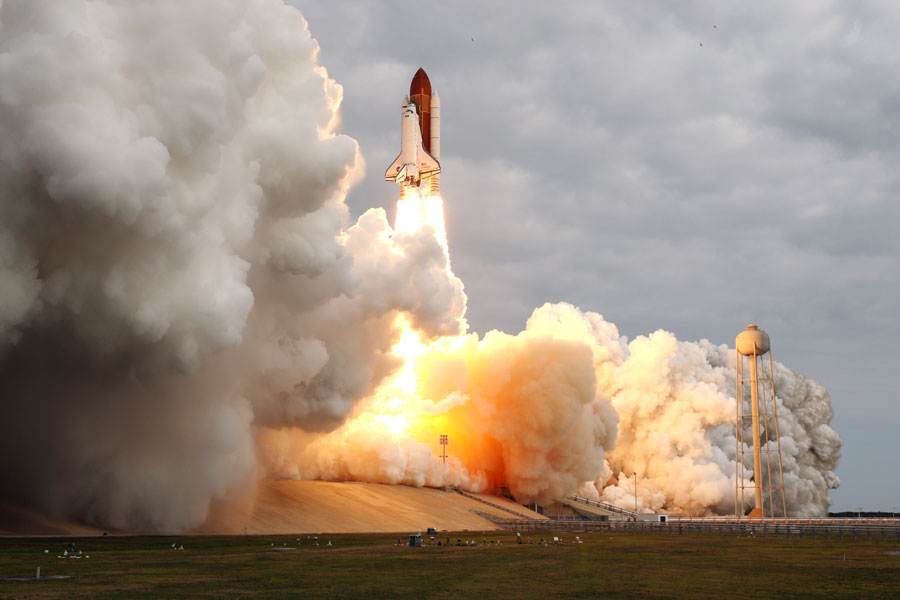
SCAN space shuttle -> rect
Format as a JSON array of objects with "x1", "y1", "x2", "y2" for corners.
[{"x1": 385, "y1": 68, "x2": 441, "y2": 193}]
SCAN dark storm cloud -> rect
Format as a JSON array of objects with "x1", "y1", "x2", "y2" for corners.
[{"x1": 291, "y1": 0, "x2": 899, "y2": 510}]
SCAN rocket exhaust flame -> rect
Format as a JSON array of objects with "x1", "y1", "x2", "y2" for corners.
[
  {"x1": 0, "y1": 2, "x2": 840, "y2": 532},
  {"x1": 394, "y1": 190, "x2": 449, "y2": 248}
]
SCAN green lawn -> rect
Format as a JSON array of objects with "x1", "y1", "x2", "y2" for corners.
[{"x1": 0, "y1": 530, "x2": 898, "y2": 599}]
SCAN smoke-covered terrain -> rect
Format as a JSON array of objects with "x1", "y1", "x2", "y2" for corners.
[{"x1": 0, "y1": 0, "x2": 840, "y2": 532}]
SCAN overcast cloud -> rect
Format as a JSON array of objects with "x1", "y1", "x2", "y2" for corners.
[{"x1": 291, "y1": 0, "x2": 899, "y2": 511}]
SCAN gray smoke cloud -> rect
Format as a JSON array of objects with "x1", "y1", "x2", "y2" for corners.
[
  {"x1": 0, "y1": 0, "x2": 840, "y2": 531},
  {"x1": 0, "y1": 0, "x2": 465, "y2": 532}
]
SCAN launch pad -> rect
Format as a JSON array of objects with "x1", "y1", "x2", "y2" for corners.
[
  {"x1": 0, "y1": 481, "x2": 545, "y2": 536},
  {"x1": 198, "y1": 480, "x2": 545, "y2": 535}
]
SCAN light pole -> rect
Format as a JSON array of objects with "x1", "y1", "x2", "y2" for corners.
[
  {"x1": 439, "y1": 434, "x2": 448, "y2": 466},
  {"x1": 633, "y1": 471, "x2": 638, "y2": 517}
]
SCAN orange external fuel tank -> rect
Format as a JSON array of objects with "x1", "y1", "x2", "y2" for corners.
[{"x1": 409, "y1": 68, "x2": 432, "y2": 154}]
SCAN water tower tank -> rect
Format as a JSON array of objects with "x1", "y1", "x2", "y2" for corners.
[{"x1": 736, "y1": 324, "x2": 770, "y2": 356}]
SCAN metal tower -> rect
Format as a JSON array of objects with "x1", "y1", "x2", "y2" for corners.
[
  {"x1": 439, "y1": 434, "x2": 448, "y2": 466},
  {"x1": 735, "y1": 324, "x2": 787, "y2": 518}
]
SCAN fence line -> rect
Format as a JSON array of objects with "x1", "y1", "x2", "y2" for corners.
[{"x1": 489, "y1": 518, "x2": 900, "y2": 542}]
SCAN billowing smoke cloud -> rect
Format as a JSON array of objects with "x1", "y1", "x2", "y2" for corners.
[
  {"x1": 0, "y1": 0, "x2": 840, "y2": 531},
  {"x1": 263, "y1": 301, "x2": 840, "y2": 517},
  {"x1": 552, "y1": 306, "x2": 843, "y2": 517},
  {"x1": 261, "y1": 324, "x2": 619, "y2": 505},
  {"x1": 0, "y1": 0, "x2": 465, "y2": 532}
]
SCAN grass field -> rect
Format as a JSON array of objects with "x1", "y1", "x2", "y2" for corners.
[{"x1": 1, "y1": 530, "x2": 898, "y2": 599}]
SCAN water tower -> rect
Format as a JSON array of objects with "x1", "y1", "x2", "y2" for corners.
[{"x1": 735, "y1": 324, "x2": 787, "y2": 518}]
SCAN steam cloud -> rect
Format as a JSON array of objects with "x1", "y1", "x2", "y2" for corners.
[
  {"x1": 0, "y1": 0, "x2": 840, "y2": 531},
  {"x1": 264, "y1": 302, "x2": 840, "y2": 517}
]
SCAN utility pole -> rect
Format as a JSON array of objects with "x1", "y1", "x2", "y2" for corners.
[
  {"x1": 440, "y1": 434, "x2": 448, "y2": 466},
  {"x1": 633, "y1": 471, "x2": 638, "y2": 517}
]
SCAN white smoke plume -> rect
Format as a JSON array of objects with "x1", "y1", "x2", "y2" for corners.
[
  {"x1": 0, "y1": 0, "x2": 465, "y2": 532},
  {"x1": 533, "y1": 304, "x2": 842, "y2": 517},
  {"x1": 0, "y1": 0, "x2": 840, "y2": 531}
]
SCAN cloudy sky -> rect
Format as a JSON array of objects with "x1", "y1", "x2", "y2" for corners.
[{"x1": 291, "y1": 1, "x2": 898, "y2": 512}]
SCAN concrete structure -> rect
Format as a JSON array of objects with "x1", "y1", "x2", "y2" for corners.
[
  {"x1": 566, "y1": 495, "x2": 632, "y2": 522},
  {"x1": 635, "y1": 513, "x2": 669, "y2": 523}
]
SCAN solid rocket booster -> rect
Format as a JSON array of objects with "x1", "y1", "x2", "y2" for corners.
[
  {"x1": 385, "y1": 68, "x2": 441, "y2": 191},
  {"x1": 429, "y1": 89, "x2": 440, "y2": 194}
]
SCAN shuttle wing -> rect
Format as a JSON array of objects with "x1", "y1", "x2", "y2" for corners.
[
  {"x1": 417, "y1": 149, "x2": 440, "y2": 179},
  {"x1": 385, "y1": 153, "x2": 405, "y2": 182}
]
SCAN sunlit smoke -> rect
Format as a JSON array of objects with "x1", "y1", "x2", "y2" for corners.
[{"x1": 263, "y1": 187, "x2": 841, "y2": 516}]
